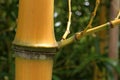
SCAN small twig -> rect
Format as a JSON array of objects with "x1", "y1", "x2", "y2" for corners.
[
  {"x1": 0, "y1": 23, "x2": 16, "y2": 35},
  {"x1": 0, "y1": 28, "x2": 9, "y2": 35},
  {"x1": 62, "y1": 0, "x2": 72, "y2": 40},
  {"x1": 115, "y1": 11, "x2": 120, "y2": 19},
  {"x1": 82, "y1": 0, "x2": 100, "y2": 34}
]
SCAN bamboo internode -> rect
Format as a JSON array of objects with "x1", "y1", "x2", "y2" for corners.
[
  {"x1": 13, "y1": 0, "x2": 57, "y2": 48},
  {"x1": 15, "y1": 57, "x2": 53, "y2": 80}
]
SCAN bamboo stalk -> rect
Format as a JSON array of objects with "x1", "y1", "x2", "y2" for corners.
[
  {"x1": 108, "y1": 0, "x2": 120, "y2": 79},
  {"x1": 13, "y1": 0, "x2": 57, "y2": 80},
  {"x1": 94, "y1": 1, "x2": 107, "y2": 79}
]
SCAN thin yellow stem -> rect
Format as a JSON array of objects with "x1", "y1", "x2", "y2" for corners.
[
  {"x1": 115, "y1": 11, "x2": 120, "y2": 19},
  {"x1": 62, "y1": 0, "x2": 72, "y2": 40},
  {"x1": 83, "y1": 0, "x2": 100, "y2": 33}
]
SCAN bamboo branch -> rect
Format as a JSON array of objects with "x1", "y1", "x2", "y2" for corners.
[
  {"x1": 115, "y1": 11, "x2": 120, "y2": 19},
  {"x1": 62, "y1": 0, "x2": 72, "y2": 40},
  {"x1": 58, "y1": 19, "x2": 120, "y2": 48},
  {"x1": 82, "y1": 0, "x2": 100, "y2": 33},
  {"x1": 0, "y1": 27, "x2": 15, "y2": 35}
]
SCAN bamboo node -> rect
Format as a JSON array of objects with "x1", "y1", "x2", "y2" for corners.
[
  {"x1": 13, "y1": 45, "x2": 56, "y2": 59},
  {"x1": 109, "y1": 21, "x2": 114, "y2": 28}
]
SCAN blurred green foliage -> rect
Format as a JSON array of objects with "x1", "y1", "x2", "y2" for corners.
[
  {"x1": 0, "y1": 0, "x2": 120, "y2": 80},
  {"x1": 0, "y1": 0, "x2": 18, "y2": 80}
]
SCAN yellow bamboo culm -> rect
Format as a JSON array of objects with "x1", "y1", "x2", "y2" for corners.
[
  {"x1": 13, "y1": 0, "x2": 57, "y2": 48},
  {"x1": 13, "y1": 0, "x2": 57, "y2": 80},
  {"x1": 94, "y1": 1, "x2": 107, "y2": 80},
  {"x1": 15, "y1": 57, "x2": 53, "y2": 80}
]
